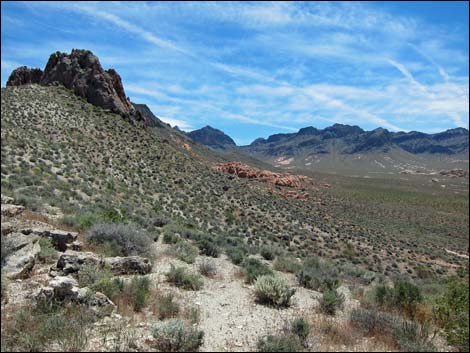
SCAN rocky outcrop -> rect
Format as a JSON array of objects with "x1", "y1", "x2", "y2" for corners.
[
  {"x1": 103, "y1": 256, "x2": 152, "y2": 275},
  {"x1": 56, "y1": 250, "x2": 101, "y2": 274},
  {"x1": 55, "y1": 251, "x2": 152, "y2": 275},
  {"x1": 213, "y1": 162, "x2": 312, "y2": 188},
  {"x1": 6, "y1": 49, "x2": 147, "y2": 124},
  {"x1": 21, "y1": 227, "x2": 78, "y2": 251},
  {"x1": 2, "y1": 232, "x2": 41, "y2": 279},
  {"x1": 40, "y1": 49, "x2": 136, "y2": 119},
  {"x1": 34, "y1": 276, "x2": 116, "y2": 316},
  {"x1": 439, "y1": 169, "x2": 469, "y2": 178},
  {"x1": 6, "y1": 66, "x2": 43, "y2": 86},
  {"x1": 1, "y1": 204, "x2": 25, "y2": 217},
  {"x1": 187, "y1": 126, "x2": 237, "y2": 150}
]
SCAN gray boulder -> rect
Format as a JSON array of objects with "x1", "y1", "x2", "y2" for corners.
[
  {"x1": 104, "y1": 256, "x2": 152, "y2": 275},
  {"x1": 2, "y1": 232, "x2": 41, "y2": 279},
  {"x1": 56, "y1": 250, "x2": 101, "y2": 274},
  {"x1": 22, "y1": 227, "x2": 78, "y2": 251},
  {"x1": 1, "y1": 204, "x2": 25, "y2": 217}
]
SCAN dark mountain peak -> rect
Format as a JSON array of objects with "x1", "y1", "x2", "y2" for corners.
[
  {"x1": 132, "y1": 103, "x2": 168, "y2": 128},
  {"x1": 298, "y1": 126, "x2": 319, "y2": 135},
  {"x1": 187, "y1": 125, "x2": 236, "y2": 150},
  {"x1": 323, "y1": 123, "x2": 364, "y2": 138},
  {"x1": 6, "y1": 49, "x2": 146, "y2": 124}
]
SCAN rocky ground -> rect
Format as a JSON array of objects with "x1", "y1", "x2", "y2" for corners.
[{"x1": 1, "y1": 195, "x2": 411, "y2": 352}]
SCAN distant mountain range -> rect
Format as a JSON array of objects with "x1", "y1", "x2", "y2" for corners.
[{"x1": 187, "y1": 124, "x2": 469, "y2": 175}]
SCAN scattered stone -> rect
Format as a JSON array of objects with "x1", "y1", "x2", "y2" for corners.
[
  {"x1": 103, "y1": 256, "x2": 152, "y2": 275},
  {"x1": 1, "y1": 204, "x2": 25, "y2": 217},
  {"x1": 56, "y1": 250, "x2": 101, "y2": 274},
  {"x1": 1, "y1": 195, "x2": 15, "y2": 204}
]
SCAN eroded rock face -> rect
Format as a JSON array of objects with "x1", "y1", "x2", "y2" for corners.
[
  {"x1": 1, "y1": 204, "x2": 25, "y2": 217},
  {"x1": 40, "y1": 49, "x2": 136, "y2": 119},
  {"x1": 103, "y1": 256, "x2": 152, "y2": 275},
  {"x1": 6, "y1": 66, "x2": 43, "y2": 86},
  {"x1": 2, "y1": 232, "x2": 41, "y2": 279},
  {"x1": 56, "y1": 250, "x2": 101, "y2": 274},
  {"x1": 439, "y1": 169, "x2": 469, "y2": 178},
  {"x1": 213, "y1": 162, "x2": 312, "y2": 188}
]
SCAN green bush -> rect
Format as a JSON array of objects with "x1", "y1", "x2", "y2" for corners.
[
  {"x1": 375, "y1": 280, "x2": 423, "y2": 317},
  {"x1": 434, "y1": 276, "x2": 469, "y2": 351},
  {"x1": 163, "y1": 232, "x2": 180, "y2": 244},
  {"x1": 166, "y1": 265, "x2": 203, "y2": 290},
  {"x1": 319, "y1": 289, "x2": 345, "y2": 315},
  {"x1": 152, "y1": 319, "x2": 204, "y2": 352},
  {"x1": 129, "y1": 276, "x2": 151, "y2": 312},
  {"x1": 296, "y1": 258, "x2": 340, "y2": 292},
  {"x1": 197, "y1": 237, "x2": 219, "y2": 258},
  {"x1": 76, "y1": 265, "x2": 123, "y2": 300},
  {"x1": 156, "y1": 293, "x2": 180, "y2": 320},
  {"x1": 257, "y1": 334, "x2": 303, "y2": 352},
  {"x1": 226, "y1": 246, "x2": 245, "y2": 265},
  {"x1": 274, "y1": 256, "x2": 301, "y2": 273},
  {"x1": 242, "y1": 258, "x2": 274, "y2": 284},
  {"x1": 392, "y1": 320, "x2": 436, "y2": 352},
  {"x1": 349, "y1": 307, "x2": 399, "y2": 335},
  {"x1": 38, "y1": 238, "x2": 58, "y2": 263},
  {"x1": 86, "y1": 223, "x2": 153, "y2": 258},
  {"x1": 260, "y1": 246, "x2": 275, "y2": 261},
  {"x1": 291, "y1": 317, "x2": 310, "y2": 342},
  {"x1": 254, "y1": 275, "x2": 296, "y2": 307}
]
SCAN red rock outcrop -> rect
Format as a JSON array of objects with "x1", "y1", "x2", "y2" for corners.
[
  {"x1": 213, "y1": 162, "x2": 312, "y2": 188},
  {"x1": 6, "y1": 66, "x2": 43, "y2": 86}
]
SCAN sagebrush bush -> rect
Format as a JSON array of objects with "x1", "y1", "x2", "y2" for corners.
[
  {"x1": 38, "y1": 238, "x2": 58, "y2": 263},
  {"x1": 375, "y1": 280, "x2": 423, "y2": 317},
  {"x1": 198, "y1": 259, "x2": 217, "y2": 277},
  {"x1": 226, "y1": 246, "x2": 245, "y2": 265},
  {"x1": 392, "y1": 320, "x2": 436, "y2": 352},
  {"x1": 86, "y1": 223, "x2": 153, "y2": 258},
  {"x1": 320, "y1": 289, "x2": 345, "y2": 315},
  {"x1": 156, "y1": 293, "x2": 180, "y2": 320},
  {"x1": 129, "y1": 276, "x2": 151, "y2": 312},
  {"x1": 274, "y1": 256, "x2": 301, "y2": 273},
  {"x1": 254, "y1": 275, "x2": 295, "y2": 307},
  {"x1": 349, "y1": 307, "x2": 398, "y2": 335},
  {"x1": 172, "y1": 241, "x2": 198, "y2": 264},
  {"x1": 166, "y1": 265, "x2": 203, "y2": 290},
  {"x1": 296, "y1": 258, "x2": 340, "y2": 292},
  {"x1": 257, "y1": 334, "x2": 303, "y2": 352},
  {"x1": 152, "y1": 319, "x2": 204, "y2": 352},
  {"x1": 242, "y1": 258, "x2": 274, "y2": 284}
]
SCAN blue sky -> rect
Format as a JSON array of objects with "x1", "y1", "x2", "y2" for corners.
[{"x1": 1, "y1": 1, "x2": 468, "y2": 145}]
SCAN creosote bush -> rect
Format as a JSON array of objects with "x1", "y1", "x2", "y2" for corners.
[
  {"x1": 152, "y1": 319, "x2": 204, "y2": 352},
  {"x1": 254, "y1": 275, "x2": 295, "y2": 307},
  {"x1": 257, "y1": 334, "x2": 303, "y2": 352}
]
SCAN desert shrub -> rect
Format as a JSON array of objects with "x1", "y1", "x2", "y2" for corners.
[
  {"x1": 166, "y1": 265, "x2": 203, "y2": 290},
  {"x1": 155, "y1": 293, "x2": 180, "y2": 320},
  {"x1": 260, "y1": 246, "x2": 275, "y2": 261},
  {"x1": 226, "y1": 246, "x2": 246, "y2": 265},
  {"x1": 198, "y1": 259, "x2": 217, "y2": 277},
  {"x1": 349, "y1": 307, "x2": 399, "y2": 335},
  {"x1": 392, "y1": 320, "x2": 436, "y2": 352},
  {"x1": 290, "y1": 317, "x2": 310, "y2": 342},
  {"x1": 152, "y1": 319, "x2": 204, "y2": 352},
  {"x1": 197, "y1": 237, "x2": 219, "y2": 257},
  {"x1": 38, "y1": 238, "x2": 58, "y2": 263},
  {"x1": 128, "y1": 276, "x2": 151, "y2": 312},
  {"x1": 375, "y1": 280, "x2": 423, "y2": 317},
  {"x1": 320, "y1": 289, "x2": 345, "y2": 315},
  {"x1": 242, "y1": 258, "x2": 274, "y2": 284},
  {"x1": 76, "y1": 265, "x2": 123, "y2": 299},
  {"x1": 86, "y1": 223, "x2": 153, "y2": 258},
  {"x1": 1, "y1": 301, "x2": 95, "y2": 352},
  {"x1": 257, "y1": 334, "x2": 303, "y2": 352},
  {"x1": 153, "y1": 215, "x2": 171, "y2": 227},
  {"x1": 254, "y1": 275, "x2": 295, "y2": 307},
  {"x1": 172, "y1": 241, "x2": 198, "y2": 264},
  {"x1": 274, "y1": 256, "x2": 302, "y2": 273},
  {"x1": 434, "y1": 276, "x2": 469, "y2": 351},
  {"x1": 163, "y1": 232, "x2": 180, "y2": 244},
  {"x1": 296, "y1": 258, "x2": 340, "y2": 292}
]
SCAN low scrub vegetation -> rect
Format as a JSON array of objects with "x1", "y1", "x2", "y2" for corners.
[
  {"x1": 242, "y1": 258, "x2": 274, "y2": 284},
  {"x1": 151, "y1": 319, "x2": 204, "y2": 352},
  {"x1": 320, "y1": 289, "x2": 345, "y2": 315},
  {"x1": 296, "y1": 257, "x2": 340, "y2": 292},
  {"x1": 166, "y1": 265, "x2": 203, "y2": 290},
  {"x1": 254, "y1": 275, "x2": 295, "y2": 307}
]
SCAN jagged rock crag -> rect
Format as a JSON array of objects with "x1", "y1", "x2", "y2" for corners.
[
  {"x1": 6, "y1": 66, "x2": 43, "y2": 86},
  {"x1": 6, "y1": 49, "x2": 143, "y2": 123}
]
